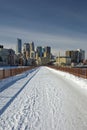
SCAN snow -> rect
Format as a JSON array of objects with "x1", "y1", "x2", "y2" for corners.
[
  {"x1": 48, "y1": 67, "x2": 87, "y2": 96},
  {"x1": 0, "y1": 66, "x2": 87, "y2": 130},
  {"x1": 0, "y1": 68, "x2": 36, "y2": 90}
]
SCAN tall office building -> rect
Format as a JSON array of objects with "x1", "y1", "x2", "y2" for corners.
[
  {"x1": 0, "y1": 47, "x2": 15, "y2": 65},
  {"x1": 30, "y1": 42, "x2": 34, "y2": 52},
  {"x1": 44, "y1": 46, "x2": 51, "y2": 57},
  {"x1": 16, "y1": 38, "x2": 22, "y2": 54},
  {"x1": 23, "y1": 43, "x2": 30, "y2": 52},
  {"x1": 23, "y1": 43, "x2": 30, "y2": 59},
  {"x1": 66, "y1": 49, "x2": 85, "y2": 63},
  {"x1": 36, "y1": 46, "x2": 43, "y2": 58},
  {"x1": 77, "y1": 49, "x2": 85, "y2": 62},
  {"x1": 44, "y1": 46, "x2": 51, "y2": 53},
  {"x1": 30, "y1": 42, "x2": 35, "y2": 58},
  {"x1": 0, "y1": 45, "x2": 3, "y2": 49}
]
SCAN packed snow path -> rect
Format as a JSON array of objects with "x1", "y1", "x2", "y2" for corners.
[{"x1": 0, "y1": 67, "x2": 87, "y2": 130}]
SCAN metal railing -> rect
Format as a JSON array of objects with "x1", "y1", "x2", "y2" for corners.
[
  {"x1": 48, "y1": 66, "x2": 87, "y2": 79},
  {"x1": 0, "y1": 66, "x2": 35, "y2": 79}
]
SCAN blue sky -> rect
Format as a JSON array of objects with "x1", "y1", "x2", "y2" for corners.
[{"x1": 0, "y1": 0, "x2": 87, "y2": 57}]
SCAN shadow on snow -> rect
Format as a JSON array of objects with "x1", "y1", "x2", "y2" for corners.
[{"x1": 0, "y1": 67, "x2": 40, "y2": 116}]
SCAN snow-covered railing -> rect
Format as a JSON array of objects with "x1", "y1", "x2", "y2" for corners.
[
  {"x1": 48, "y1": 66, "x2": 87, "y2": 79},
  {"x1": 0, "y1": 66, "x2": 35, "y2": 79}
]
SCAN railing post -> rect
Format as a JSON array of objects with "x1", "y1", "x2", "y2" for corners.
[
  {"x1": 86, "y1": 69, "x2": 87, "y2": 79},
  {"x1": 3, "y1": 69, "x2": 5, "y2": 79},
  {"x1": 10, "y1": 69, "x2": 12, "y2": 76}
]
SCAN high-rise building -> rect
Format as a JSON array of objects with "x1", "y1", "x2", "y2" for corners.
[
  {"x1": 36, "y1": 46, "x2": 51, "y2": 65},
  {"x1": 36, "y1": 46, "x2": 43, "y2": 58},
  {"x1": 0, "y1": 45, "x2": 3, "y2": 49},
  {"x1": 0, "y1": 47, "x2": 15, "y2": 65},
  {"x1": 23, "y1": 43, "x2": 30, "y2": 52},
  {"x1": 44, "y1": 46, "x2": 51, "y2": 57},
  {"x1": 23, "y1": 43, "x2": 30, "y2": 59},
  {"x1": 16, "y1": 38, "x2": 22, "y2": 54},
  {"x1": 30, "y1": 42, "x2": 35, "y2": 58},
  {"x1": 30, "y1": 42, "x2": 34, "y2": 52},
  {"x1": 77, "y1": 49, "x2": 85, "y2": 62},
  {"x1": 44, "y1": 46, "x2": 51, "y2": 53},
  {"x1": 66, "y1": 49, "x2": 85, "y2": 63}
]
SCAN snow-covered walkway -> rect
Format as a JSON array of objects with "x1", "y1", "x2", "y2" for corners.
[{"x1": 0, "y1": 67, "x2": 87, "y2": 130}]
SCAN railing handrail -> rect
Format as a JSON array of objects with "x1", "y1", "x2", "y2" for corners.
[
  {"x1": 0, "y1": 66, "x2": 35, "y2": 79},
  {"x1": 47, "y1": 66, "x2": 87, "y2": 79}
]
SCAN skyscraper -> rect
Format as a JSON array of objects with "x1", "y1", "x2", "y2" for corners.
[
  {"x1": 66, "y1": 49, "x2": 85, "y2": 63},
  {"x1": 36, "y1": 46, "x2": 43, "y2": 57},
  {"x1": 23, "y1": 43, "x2": 30, "y2": 59},
  {"x1": 77, "y1": 49, "x2": 85, "y2": 62},
  {"x1": 23, "y1": 43, "x2": 30, "y2": 52},
  {"x1": 30, "y1": 42, "x2": 35, "y2": 59},
  {"x1": 44, "y1": 46, "x2": 51, "y2": 54},
  {"x1": 16, "y1": 38, "x2": 22, "y2": 54},
  {"x1": 44, "y1": 46, "x2": 51, "y2": 57},
  {"x1": 30, "y1": 42, "x2": 34, "y2": 52}
]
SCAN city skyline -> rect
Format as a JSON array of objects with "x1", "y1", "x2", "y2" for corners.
[{"x1": 0, "y1": 0, "x2": 87, "y2": 57}]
